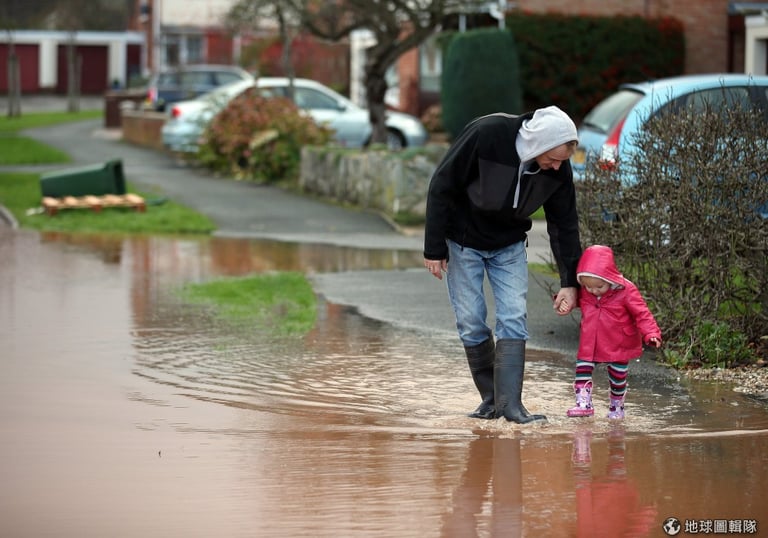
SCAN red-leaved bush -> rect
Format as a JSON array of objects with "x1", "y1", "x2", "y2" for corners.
[{"x1": 199, "y1": 91, "x2": 333, "y2": 182}]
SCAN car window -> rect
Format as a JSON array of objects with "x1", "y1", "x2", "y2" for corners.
[
  {"x1": 244, "y1": 86, "x2": 281, "y2": 99},
  {"x1": 257, "y1": 85, "x2": 288, "y2": 98},
  {"x1": 655, "y1": 86, "x2": 757, "y2": 118},
  {"x1": 682, "y1": 87, "x2": 752, "y2": 114},
  {"x1": 581, "y1": 89, "x2": 643, "y2": 134},
  {"x1": 216, "y1": 72, "x2": 244, "y2": 85},
  {"x1": 181, "y1": 71, "x2": 214, "y2": 86},
  {"x1": 157, "y1": 73, "x2": 179, "y2": 86},
  {"x1": 294, "y1": 88, "x2": 340, "y2": 110}
]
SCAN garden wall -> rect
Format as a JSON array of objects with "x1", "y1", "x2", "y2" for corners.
[
  {"x1": 120, "y1": 109, "x2": 166, "y2": 150},
  {"x1": 298, "y1": 145, "x2": 448, "y2": 221}
]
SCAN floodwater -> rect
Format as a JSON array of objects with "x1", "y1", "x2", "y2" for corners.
[{"x1": 1, "y1": 228, "x2": 767, "y2": 538}]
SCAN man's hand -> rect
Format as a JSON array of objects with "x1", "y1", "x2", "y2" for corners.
[
  {"x1": 553, "y1": 287, "x2": 578, "y2": 315},
  {"x1": 424, "y1": 258, "x2": 448, "y2": 280}
]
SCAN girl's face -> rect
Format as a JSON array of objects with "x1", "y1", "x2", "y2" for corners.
[{"x1": 580, "y1": 276, "x2": 611, "y2": 297}]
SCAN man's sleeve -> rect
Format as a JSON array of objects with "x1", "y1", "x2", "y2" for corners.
[
  {"x1": 543, "y1": 166, "x2": 582, "y2": 287},
  {"x1": 423, "y1": 126, "x2": 479, "y2": 260}
]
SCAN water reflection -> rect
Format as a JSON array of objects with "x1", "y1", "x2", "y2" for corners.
[
  {"x1": 1, "y1": 229, "x2": 767, "y2": 537},
  {"x1": 570, "y1": 426, "x2": 657, "y2": 537},
  {"x1": 440, "y1": 434, "x2": 524, "y2": 537}
]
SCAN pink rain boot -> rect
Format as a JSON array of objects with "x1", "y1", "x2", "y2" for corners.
[
  {"x1": 566, "y1": 381, "x2": 594, "y2": 417},
  {"x1": 571, "y1": 428, "x2": 593, "y2": 465},
  {"x1": 607, "y1": 393, "x2": 626, "y2": 419}
]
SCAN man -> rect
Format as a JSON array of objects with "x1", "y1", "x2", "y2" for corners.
[{"x1": 423, "y1": 106, "x2": 581, "y2": 424}]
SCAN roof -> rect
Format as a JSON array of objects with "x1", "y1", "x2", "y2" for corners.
[{"x1": 620, "y1": 73, "x2": 768, "y2": 95}]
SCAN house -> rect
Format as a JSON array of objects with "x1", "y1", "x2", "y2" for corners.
[
  {"x1": 0, "y1": 30, "x2": 143, "y2": 94},
  {"x1": 3, "y1": 0, "x2": 767, "y2": 109}
]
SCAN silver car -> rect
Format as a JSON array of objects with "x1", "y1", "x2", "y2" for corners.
[{"x1": 161, "y1": 77, "x2": 428, "y2": 152}]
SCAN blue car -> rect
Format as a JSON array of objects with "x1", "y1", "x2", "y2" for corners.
[
  {"x1": 572, "y1": 73, "x2": 768, "y2": 184},
  {"x1": 145, "y1": 64, "x2": 255, "y2": 112}
]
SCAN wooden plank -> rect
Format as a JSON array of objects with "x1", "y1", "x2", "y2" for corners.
[{"x1": 42, "y1": 194, "x2": 146, "y2": 216}]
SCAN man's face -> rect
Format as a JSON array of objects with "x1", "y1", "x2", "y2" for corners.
[{"x1": 534, "y1": 144, "x2": 574, "y2": 170}]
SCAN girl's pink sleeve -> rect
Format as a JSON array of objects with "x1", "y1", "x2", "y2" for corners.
[{"x1": 625, "y1": 285, "x2": 662, "y2": 344}]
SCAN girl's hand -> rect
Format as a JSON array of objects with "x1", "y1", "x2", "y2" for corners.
[
  {"x1": 553, "y1": 287, "x2": 578, "y2": 316},
  {"x1": 648, "y1": 337, "x2": 662, "y2": 348}
]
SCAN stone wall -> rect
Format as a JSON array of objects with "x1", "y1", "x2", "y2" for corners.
[{"x1": 299, "y1": 144, "x2": 448, "y2": 220}]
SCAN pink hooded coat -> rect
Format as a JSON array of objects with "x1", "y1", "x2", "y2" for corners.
[{"x1": 576, "y1": 245, "x2": 661, "y2": 363}]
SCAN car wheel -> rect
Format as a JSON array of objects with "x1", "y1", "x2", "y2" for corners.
[{"x1": 387, "y1": 129, "x2": 406, "y2": 151}]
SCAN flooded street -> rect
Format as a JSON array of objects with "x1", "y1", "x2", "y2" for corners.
[{"x1": 1, "y1": 228, "x2": 767, "y2": 537}]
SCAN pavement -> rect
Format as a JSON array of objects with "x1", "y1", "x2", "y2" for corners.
[{"x1": 1, "y1": 98, "x2": 580, "y2": 356}]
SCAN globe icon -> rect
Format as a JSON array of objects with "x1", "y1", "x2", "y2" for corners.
[{"x1": 663, "y1": 517, "x2": 682, "y2": 536}]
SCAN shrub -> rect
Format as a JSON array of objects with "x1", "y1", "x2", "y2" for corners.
[
  {"x1": 665, "y1": 320, "x2": 758, "y2": 369},
  {"x1": 577, "y1": 104, "x2": 768, "y2": 368},
  {"x1": 198, "y1": 92, "x2": 333, "y2": 183},
  {"x1": 441, "y1": 28, "x2": 523, "y2": 139},
  {"x1": 507, "y1": 14, "x2": 684, "y2": 120},
  {"x1": 420, "y1": 104, "x2": 444, "y2": 134}
]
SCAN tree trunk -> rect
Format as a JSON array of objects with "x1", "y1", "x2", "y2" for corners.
[
  {"x1": 66, "y1": 38, "x2": 80, "y2": 113},
  {"x1": 364, "y1": 61, "x2": 389, "y2": 146},
  {"x1": 7, "y1": 49, "x2": 22, "y2": 117},
  {"x1": 276, "y1": 8, "x2": 296, "y2": 102}
]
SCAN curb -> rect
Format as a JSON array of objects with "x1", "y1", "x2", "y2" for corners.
[{"x1": 0, "y1": 204, "x2": 18, "y2": 229}]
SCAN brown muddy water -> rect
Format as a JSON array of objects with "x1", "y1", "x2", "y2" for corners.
[{"x1": 1, "y1": 229, "x2": 767, "y2": 538}]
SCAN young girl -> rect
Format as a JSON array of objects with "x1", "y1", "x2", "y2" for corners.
[{"x1": 564, "y1": 245, "x2": 662, "y2": 419}]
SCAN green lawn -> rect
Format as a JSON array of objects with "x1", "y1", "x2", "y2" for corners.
[
  {"x1": 0, "y1": 171, "x2": 215, "y2": 234},
  {"x1": 0, "y1": 110, "x2": 215, "y2": 235},
  {"x1": 0, "y1": 109, "x2": 103, "y2": 134},
  {"x1": 0, "y1": 135, "x2": 71, "y2": 164}
]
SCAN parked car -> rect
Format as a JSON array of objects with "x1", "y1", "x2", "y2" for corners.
[
  {"x1": 145, "y1": 64, "x2": 255, "y2": 112},
  {"x1": 161, "y1": 77, "x2": 429, "y2": 152},
  {"x1": 572, "y1": 73, "x2": 768, "y2": 183}
]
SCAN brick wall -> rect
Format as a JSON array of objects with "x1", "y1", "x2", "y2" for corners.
[{"x1": 120, "y1": 109, "x2": 166, "y2": 151}]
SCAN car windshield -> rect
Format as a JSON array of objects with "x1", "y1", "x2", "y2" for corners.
[{"x1": 581, "y1": 89, "x2": 644, "y2": 134}]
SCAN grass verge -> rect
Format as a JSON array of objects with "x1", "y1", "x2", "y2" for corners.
[
  {"x1": 0, "y1": 135, "x2": 71, "y2": 165},
  {"x1": 0, "y1": 109, "x2": 215, "y2": 235},
  {"x1": 0, "y1": 171, "x2": 215, "y2": 234},
  {"x1": 0, "y1": 109, "x2": 103, "y2": 134},
  {"x1": 179, "y1": 272, "x2": 317, "y2": 335}
]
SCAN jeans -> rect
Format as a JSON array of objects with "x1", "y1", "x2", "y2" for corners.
[{"x1": 446, "y1": 239, "x2": 528, "y2": 347}]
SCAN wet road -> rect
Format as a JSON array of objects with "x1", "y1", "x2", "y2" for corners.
[
  {"x1": 1, "y1": 119, "x2": 767, "y2": 537},
  {"x1": 2, "y1": 230, "x2": 767, "y2": 538}
]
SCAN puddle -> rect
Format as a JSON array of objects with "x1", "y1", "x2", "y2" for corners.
[{"x1": 1, "y1": 229, "x2": 766, "y2": 537}]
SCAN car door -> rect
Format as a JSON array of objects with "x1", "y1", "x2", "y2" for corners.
[{"x1": 293, "y1": 87, "x2": 371, "y2": 148}]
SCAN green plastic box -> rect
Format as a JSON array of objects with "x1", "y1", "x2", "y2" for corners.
[{"x1": 40, "y1": 159, "x2": 126, "y2": 198}]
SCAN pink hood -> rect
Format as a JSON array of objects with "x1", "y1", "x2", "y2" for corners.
[{"x1": 576, "y1": 245, "x2": 625, "y2": 288}]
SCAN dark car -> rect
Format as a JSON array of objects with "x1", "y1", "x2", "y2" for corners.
[{"x1": 145, "y1": 64, "x2": 254, "y2": 112}]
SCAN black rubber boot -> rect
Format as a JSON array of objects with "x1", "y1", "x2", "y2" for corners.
[
  {"x1": 494, "y1": 339, "x2": 547, "y2": 424},
  {"x1": 464, "y1": 338, "x2": 496, "y2": 419}
]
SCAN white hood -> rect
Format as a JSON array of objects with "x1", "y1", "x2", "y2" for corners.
[{"x1": 515, "y1": 105, "x2": 578, "y2": 163}]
